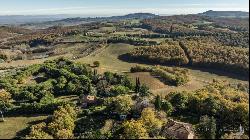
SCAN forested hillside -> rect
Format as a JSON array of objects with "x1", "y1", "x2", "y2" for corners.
[{"x1": 0, "y1": 11, "x2": 249, "y2": 139}]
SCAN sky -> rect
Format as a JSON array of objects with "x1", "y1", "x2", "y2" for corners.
[{"x1": 0, "y1": 0, "x2": 249, "y2": 16}]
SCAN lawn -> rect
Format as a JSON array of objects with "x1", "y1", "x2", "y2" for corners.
[{"x1": 0, "y1": 115, "x2": 47, "y2": 139}]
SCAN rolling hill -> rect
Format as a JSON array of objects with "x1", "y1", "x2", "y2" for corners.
[{"x1": 199, "y1": 10, "x2": 249, "y2": 18}]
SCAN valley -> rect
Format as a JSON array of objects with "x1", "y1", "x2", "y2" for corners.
[{"x1": 0, "y1": 10, "x2": 249, "y2": 139}]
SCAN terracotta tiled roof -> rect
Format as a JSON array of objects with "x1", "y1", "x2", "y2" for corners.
[{"x1": 162, "y1": 119, "x2": 195, "y2": 139}]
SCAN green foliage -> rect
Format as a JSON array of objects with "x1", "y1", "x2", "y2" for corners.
[
  {"x1": 154, "y1": 95, "x2": 162, "y2": 110},
  {"x1": 110, "y1": 85, "x2": 130, "y2": 96},
  {"x1": 122, "y1": 107, "x2": 164, "y2": 138},
  {"x1": 196, "y1": 116, "x2": 217, "y2": 139},
  {"x1": 0, "y1": 90, "x2": 12, "y2": 109},
  {"x1": 169, "y1": 92, "x2": 188, "y2": 111},
  {"x1": 108, "y1": 36, "x2": 158, "y2": 46},
  {"x1": 0, "y1": 90, "x2": 11, "y2": 104},
  {"x1": 47, "y1": 104, "x2": 76, "y2": 138},
  {"x1": 122, "y1": 119, "x2": 148, "y2": 139},
  {"x1": 161, "y1": 101, "x2": 173, "y2": 115},
  {"x1": 26, "y1": 104, "x2": 76, "y2": 139},
  {"x1": 128, "y1": 40, "x2": 189, "y2": 66},
  {"x1": 180, "y1": 37, "x2": 249, "y2": 76},
  {"x1": 221, "y1": 132, "x2": 249, "y2": 139},
  {"x1": 139, "y1": 84, "x2": 150, "y2": 97},
  {"x1": 103, "y1": 72, "x2": 114, "y2": 84},
  {"x1": 140, "y1": 108, "x2": 163, "y2": 136},
  {"x1": 166, "y1": 81, "x2": 249, "y2": 138},
  {"x1": 112, "y1": 95, "x2": 134, "y2": 114},
  {"x1": 121, "y1": 76, "x2": 134, "y2": 90},
  {"x1": 93, "y1": 61, "x2": 100, "y2": 67},
  {"x1": 25, "y1": 123, "x2": 53, "y2": 139},
  {"x1": 0, "y1": 58, "x2": 95, "y2": 105},
  {"x1": 128, "y1": 35, "x2": 249, "y2": 76}
]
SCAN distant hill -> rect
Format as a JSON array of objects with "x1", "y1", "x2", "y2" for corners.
[
  {"x1": 199, "y1": 10, "x2": 249, "y2": 18},
  {"x1": 0, "y1": 15, "x2": 76, "y2": 25},
  {"x1": 43, "y1": 13, "x2": 158, "y2": 23},
  {"x1": 20, "y1": 13, "x2": 158, "y2": 29},
  {"x1": 110, "y1": 13, "x2": 157, "y2": 20},
  {"x1": 0, "y1": 13, "x2": 157, "y2": 26}
]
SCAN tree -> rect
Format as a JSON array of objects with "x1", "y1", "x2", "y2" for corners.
[
  {"x1": 154, "y1": 95, "x2": 162, "y2": 110},
  {"x1": 113, "y1": 95, "x2": 134, "y2": 114},
  {"x1": 0, "y1": 90, "x2": 11, "y2": 122},
  {"x1": 47, "y1": 104, "x2": 76, "y2": 138},
  {"x1": 202, "y1": 97, "x2": 220, "y2": 116},
  {"x1": 93, "y1": 61, "x2": 100, "y2": 67},
  {"x1": 121, "y1": 76, "x2": 134, "y2": 90},
  {"x1": 221, "y1": 132, "x2": 249, "y2": 139},
  {"x1": 110, "y1": 85, "x2": 130, "y2": 96},
  {"x1": 39, "y1": 93, "x2": 55, "y2": 105},
  {"x1": 140, "y1": 108, "x2": 163, "y2": 136},
  {"x1": 122, "y1": 119, "x2": 148, "y2": 139},
  {"x1": 135, "y1": 77, "x2": 141, "y2": 93},
  {"x1": 65, "y1": 81, "x2": 76, "y2": 94},
  {"x1": 55, "y1": 129, "x2": 74, "y2": 139},
  {"x1": 104, "y1": 72, "x2": 114, "y2": 84},
  {"x1": 139, "y1": 84, "x2": 150, "y2": 97},
  {"x1": 25, "y1": 123, "x2": 53, "y2": 139},
  {"x1": 196, "y1": 115, "x2": 217, "y2": 139},
  {"x1": 169, "y1": 92, "x2": 188, "y2": 112},
  {"x1": 55, "y1": 76, "x2": 67, "y2": 91},
  {"x1": 209, "y1": 117, "x2": 217, "y2": 139},
  {"x1": 161, "y1": 101, "x2": 173, "y2": 115},
  {"x1": 0, "y1": 90, "x2": 11, "y2": 104}
]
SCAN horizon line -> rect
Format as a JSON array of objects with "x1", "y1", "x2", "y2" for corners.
[{"x1": 0, "y1": 10, "x2": 249, "y2": 17}]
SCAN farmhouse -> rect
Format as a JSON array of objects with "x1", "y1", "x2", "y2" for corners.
[
  {"x1": 161, "y1": 119, "x2": 195, "y2": 139},
  {"x1": 80, "y1": 95, "x2": 96, "y2": 108}
]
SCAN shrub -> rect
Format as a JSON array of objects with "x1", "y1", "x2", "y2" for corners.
[
  {"x1": 110, "y1": 85, "x2": 130, "y2": 96},
  {"x1": 93, "y1": 61, "x2": 100, "y2": 67}
]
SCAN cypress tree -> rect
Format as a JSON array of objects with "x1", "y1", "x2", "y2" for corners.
[{"x1": 154, "y1": 95, "x2": 162, "y2": 110}]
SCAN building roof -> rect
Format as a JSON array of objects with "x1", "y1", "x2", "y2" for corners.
[{"x1": 162, "y1": 119, "x2": 195, "y2": 139}]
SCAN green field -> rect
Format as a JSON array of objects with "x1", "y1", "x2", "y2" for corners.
[
  {"x1": 76, "y1": 43, "x2": 139, "y2": 73},
  {"x1": 0, "y1": 115, "x2": 47, "y2": 139},
  {"x1": 76, "y1": 43, "x2": 248, "y2": 95}
]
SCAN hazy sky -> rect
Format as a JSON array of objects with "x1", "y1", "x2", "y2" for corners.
[{"x1": 0, "y1": 0, "x2": 249, "y2": 16}]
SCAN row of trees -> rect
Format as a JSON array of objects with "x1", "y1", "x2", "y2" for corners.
[
  {"x1": 213, "y1": 32, "x2": 249, "y2": 48},
  {"x1": 141, "y1": 15, "x2": 213, "y2": 37},
  {"x1": 127, "y1": 37, "x2": 249, "y2": 77},
  {"x1": 127, "y1": 40, "x2": 189, "y2": 66},
  {"x1": 107, "y1": 36, "x2": 158, "y2": 46},
  {"x1": 140, "y1": 15, "x2": 249, "y2": 48},
  {"x1": 179, "y1": 37, "x2": 249, "y2": 76}
]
